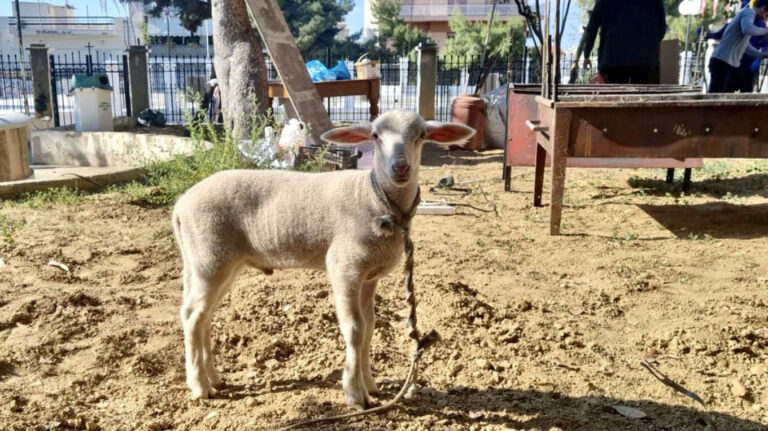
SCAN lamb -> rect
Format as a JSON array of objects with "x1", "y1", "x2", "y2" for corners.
[{"x1": 172, "y1": 110, "x2": 474, "y2": 409}]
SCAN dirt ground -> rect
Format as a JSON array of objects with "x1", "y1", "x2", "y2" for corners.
[{"x1": 1, "y1": 146, "x2": 767, "y2": 431}]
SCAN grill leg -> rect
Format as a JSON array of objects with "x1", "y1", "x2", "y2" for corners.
[
  {"x1": 666, "y1": 168, "x2": 675, "y2": 184},
  {"x1": 504, "y1": 165, "x2": 511, "y2": 192},
  {"x1": 683, "y1": 168, "x2": 692, "y2": 192}
]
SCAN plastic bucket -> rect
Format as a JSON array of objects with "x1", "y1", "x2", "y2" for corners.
[{"x1": 450, "y1": 94, "x2": 486, "y2": 151}]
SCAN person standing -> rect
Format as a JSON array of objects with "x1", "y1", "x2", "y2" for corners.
[
  {"x1": 709, "y1": 0, "x2": 768, "y2": 93},
  {"x1": 582, "y1": 0, "x2": 667, "y2": 84}
]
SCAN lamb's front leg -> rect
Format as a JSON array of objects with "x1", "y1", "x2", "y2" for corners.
[
  {"x1": 328, "y1": 266, "x2": 371, "y2": 410},
  {"x1": 360, "y1": 280, "x2": 379, "y2": 395}
]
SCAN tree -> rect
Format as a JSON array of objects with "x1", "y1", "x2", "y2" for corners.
[
  {"x1": 372, "y1": 0, "x2": 431, "y2": 55},
  {"x1": 120, "y1": 0, "x2": 211, "y2": 34},
  {"x1": 279, "y1": 0, "x2": 355, "y2": 54},
  {"x1": 212, "y1": 0, "x2": 268, "y2": 138},
  {"x1": 444, "y1": 10, "x2": 525, "y2": 60}
]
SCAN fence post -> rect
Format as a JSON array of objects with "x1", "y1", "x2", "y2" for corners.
[
  {"x1": 28, "y1": 44, "x2": 53, "y2": 123},
  {"x1": 126, "y1": 45, "x2": 150, "y2": 119},
  {"x1": 416, "y1": 42, "x2": 438, "y2": 121}
]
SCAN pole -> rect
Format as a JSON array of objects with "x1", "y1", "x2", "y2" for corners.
[
  {"x1": 474, "y1": 0, "x2": 498, "y2": 94},
  {"x1": 205, "y1": 19, "x2": 210, "y2": 63},
  {"x1": 14, "y1": 0, "x2": 30, "y2": 116},
  {"x1": 684, "y1": 14, "x2": 692, "y2": 84}
]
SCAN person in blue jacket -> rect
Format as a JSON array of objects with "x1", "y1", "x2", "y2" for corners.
[
  {"x1": 706, "y1": 0, "x2": 768, "y2": 92},
  {"x1": 708, "y1": 0, "x2": 768, "y2": 93}
]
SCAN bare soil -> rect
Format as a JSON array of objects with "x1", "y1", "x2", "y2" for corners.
[{"x1": 1, "y1": 146, "x2": 767, "y2": 431}]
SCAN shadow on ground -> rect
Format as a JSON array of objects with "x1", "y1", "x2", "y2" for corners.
[
  {"x1": 421, "y1": 143, "x2": 504, "y2": 168},
  {"x1": 637, "y1": 202, "x2": 768, "y2": 239},
  {"x1": 255, "y1": 383, "x2": 765, "y2": 430},
  {"x1": 628, "y1": 173, "x2": 768, "y2": 199}
]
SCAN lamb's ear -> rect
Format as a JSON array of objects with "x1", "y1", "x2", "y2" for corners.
[
  {"x1": 320, "y1": 123, "x2": 373, "y2": 145},
  {"x1": 423, "y1": 121, "x2": 475, "y2": 144}
]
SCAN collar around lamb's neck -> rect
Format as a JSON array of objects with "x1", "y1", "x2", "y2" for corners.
[{"x1": 369, "y1": 170, "x2": 421, "y2": 229}]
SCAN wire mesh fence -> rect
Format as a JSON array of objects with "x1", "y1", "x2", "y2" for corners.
[
  {"x1": 0, "y1": 54, "x2": 33, "y2": 115},
  {"x1": 49, "y1": 51, "x2": 130, "y2": 127}
]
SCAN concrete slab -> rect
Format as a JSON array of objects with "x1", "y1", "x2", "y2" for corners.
[{"x1": 0, "y1": 165, "x2": 145, "y2": 198}]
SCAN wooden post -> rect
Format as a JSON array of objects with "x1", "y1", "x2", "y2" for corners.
[
  {"x1": 27, "y1": 44, "x2": 53, "y2": 122},
  {"x1": 417, "y1": 42, "x2": 438, "y2": 120},
  {"x1": 126, "y1": 46, "x2": 150, "y2": 119},
  {"x1": 246, "y1": 0, "x2": 333, "y2": 143},
  {"x1": 549, "y1": 109, "x2": 571, "y2": 235},
  {"x1": 533, "y1": 142, "x2": 547, "y2": 206}
]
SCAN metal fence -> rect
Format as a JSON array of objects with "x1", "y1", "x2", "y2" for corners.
[
  {"x1": 148, "y1": 55, "x2": 213, "y2": 124},
  {"x1": 49, "y1": 51, "x2": 130, "y2": 126},
  {"x1": 0, "y1": 54, "x2": 33, "y2": 114}
]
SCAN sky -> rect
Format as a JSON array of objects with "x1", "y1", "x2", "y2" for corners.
[{"x1": 1, "y1": 0, "x2": 580, "y2": 49}]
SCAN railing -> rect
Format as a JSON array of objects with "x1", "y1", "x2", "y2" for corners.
[
  {"x1": 49, "y1": 51, "x2": 130, "y2": 126},
  {"x1": 149, "y1": 56, "x2": 213, "y2": 124},
  {"x1": 9, "y1": 16, "x2": 115, "y2": 33},
  {"x1": 400, "y1": 4, "x2": 519, "y2": 21},
  {"x1": 0, "y1": 54, "x2": 33, "y2": 114}
]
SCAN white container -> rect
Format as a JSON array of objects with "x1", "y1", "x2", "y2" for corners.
[{"x1": 73, "y1": 88, "x2": 113, "y2": 132}]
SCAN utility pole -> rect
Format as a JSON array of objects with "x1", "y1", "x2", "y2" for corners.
[{"x1": 14, "y1": 0, "x2": 30, "y2": 116}]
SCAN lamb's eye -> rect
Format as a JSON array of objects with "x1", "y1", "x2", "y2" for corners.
[{"x1": 371, "y1": 133, "x2": 379, "y2": 141}]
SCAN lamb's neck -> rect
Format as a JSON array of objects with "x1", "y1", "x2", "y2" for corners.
[{"x1": 372, "y1": 167, "x2": 420, "y2": 217}]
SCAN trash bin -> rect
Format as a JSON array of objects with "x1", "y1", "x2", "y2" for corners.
[{"x1": 70, "y1": 74, "x2": 114, "y2": 132}]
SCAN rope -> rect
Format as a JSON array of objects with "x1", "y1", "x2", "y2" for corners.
[{"x1": 274, "y1": 172, "x2": 440, "y2": 430}]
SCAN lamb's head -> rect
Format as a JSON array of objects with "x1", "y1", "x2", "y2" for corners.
[{"x1": 321, "y1": 110, "x2": 475, "y2": 187}]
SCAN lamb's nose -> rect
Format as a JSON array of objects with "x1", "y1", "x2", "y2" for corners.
[{"x1": 393, "y1": 165, "x2": 410, "y2": 176}]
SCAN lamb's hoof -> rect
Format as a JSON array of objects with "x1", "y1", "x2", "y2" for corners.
[
  {"x1": 189, "y1": 387, "x2": 209, "y2": 400},
  {"x1": 365, "y1": 381, "x2": 380, "y2": 396},
  {"x1": 348, "y1": 402, "x2": 366, "y2": 412},
  {"x1": 209, "y1": 373, "x2": 224, "y2": 389},
  {"x1": 345, "y1": 396, "x2": 372, "y2": 411}
]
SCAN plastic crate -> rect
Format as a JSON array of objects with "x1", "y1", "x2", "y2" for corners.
[{"x1": 295, "y1": 145, "x2": 361, "y2": 171}]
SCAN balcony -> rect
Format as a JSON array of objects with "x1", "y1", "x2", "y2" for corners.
[
  {"x1": 8, "y1": 16, "x2": 115, "y2": 35},
  {"x1": 400, "y1": 4, "x2": 520, "y2": 22}
]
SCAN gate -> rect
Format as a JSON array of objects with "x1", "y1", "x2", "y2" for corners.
[{"x1": 50, "y1": 51, "x2": 131, "y2": 127}]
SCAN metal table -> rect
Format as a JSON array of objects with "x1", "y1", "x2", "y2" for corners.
[{"x1": 531, "y1": 92, "x2": 768, "y2": 234}]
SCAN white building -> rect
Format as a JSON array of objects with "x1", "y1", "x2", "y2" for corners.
[
  {"x1": 0, "y1": 1, "x2": 212, "y2": 58},
  {"x1": 0, "y1": 1, "x2": 130, "y2": 57}
]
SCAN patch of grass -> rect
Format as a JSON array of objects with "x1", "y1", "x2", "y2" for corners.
[
  {"x1": 19, "y1": 187, "x2": 87, "y2": 209},
  {"x1": 610, "y1": 231, "x2": 639, "y2": 246},
  {"x1": 122, "y1": 93, "x2": 287, "y2": 207},
  {"x1": 0, "y1": 213, "x2": 24, "y2": 245},
  {"x1": 721, "y1": 191, "x2": 746, "y2": 204}
]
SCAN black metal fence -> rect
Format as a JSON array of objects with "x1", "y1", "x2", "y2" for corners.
[
  {"x1": 11, "y1": 48, "x2": 713, "y2": 128},
  {"x1": 0, "y1": 54, "x2": 33, "y2": 114},
  {"x1": 148, "y1": 55, "x2": 213, "y2": 124},
  {"x1": 49, "y1": 51, "x2": 130, "y2": 126}
]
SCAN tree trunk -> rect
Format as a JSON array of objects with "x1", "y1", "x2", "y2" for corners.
[{"x1": 211, "y1": 0, "x2": 268, "y2": 138}]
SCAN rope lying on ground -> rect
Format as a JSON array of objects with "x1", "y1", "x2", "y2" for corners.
[
  {"x1": 275, "y1": 172, "x2": 441, "y2": 430},
  {"x1": 429, "y1": 175, "x2": 498, "y2": 216}
]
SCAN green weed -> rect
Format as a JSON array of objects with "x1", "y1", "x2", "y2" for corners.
[
  {"x1": 20, "y1": 187, "x2": 87, "y2": 208},
  {"x1": 0, "y1": 213, "x2": 23, "y2": 245}
]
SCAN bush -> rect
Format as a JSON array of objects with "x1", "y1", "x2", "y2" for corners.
[{"x1": 125, "y1": 94, "x2": 328, "y2": 207}]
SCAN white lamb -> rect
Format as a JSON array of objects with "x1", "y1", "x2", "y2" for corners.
[{"x1": 172, "y1": 110, "x2": 474, "y2": 409}]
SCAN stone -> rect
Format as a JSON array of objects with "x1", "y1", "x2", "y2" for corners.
[{"x1": 731, "y1": 379, "x2": 747, "y2": 398}]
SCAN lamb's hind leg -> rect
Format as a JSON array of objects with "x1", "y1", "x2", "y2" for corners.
[
  {"x1": 202, "y1": 269, "x2": 237, "y2": 389},
  {"x1": 360, "y1": 280, "x2": 378, "y2": 395},
  {"x1": 180, "y1": 267, "x2": 230, "y2": 399},
  {"x1": 327, "y1": 265, "x2": 370, "y2": 410}
]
